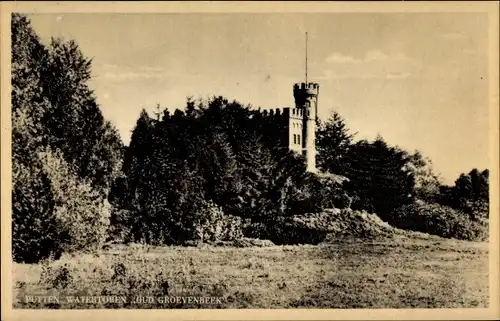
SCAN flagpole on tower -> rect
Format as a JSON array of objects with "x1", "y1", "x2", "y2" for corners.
[{"x1": 305, "y1": 31, "x2": 308, "y2": 84}]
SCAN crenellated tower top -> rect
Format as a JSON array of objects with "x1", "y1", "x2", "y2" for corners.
[
  {"x1": 293, "y1": 82, "x2": 319, "y2": 119},
  {"x1": 293, "y1": 82, "x2": 319, "y2": 98}
]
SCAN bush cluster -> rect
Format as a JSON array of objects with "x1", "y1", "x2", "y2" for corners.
[
  {"x1": 13, "y1": 150, "x2": 111, "y2": 263},
  {"x1": 245, "y1": 208, "x2": 400, "y2": 245},
  {"x1": 390, "y1": 203, "x2": 488, "y2": 241},
  {"x1": 193, "y1": 201, "x2": 244, "y2": 243}
]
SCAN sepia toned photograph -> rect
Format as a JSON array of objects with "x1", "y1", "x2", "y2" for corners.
[{"x1": 1, "y1": 1, "x2": 499, "y2": 320}]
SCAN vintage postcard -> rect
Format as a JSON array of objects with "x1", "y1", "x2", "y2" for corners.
[{"x1": 1, "y1": 1, "x2": 499, "y2": 320}]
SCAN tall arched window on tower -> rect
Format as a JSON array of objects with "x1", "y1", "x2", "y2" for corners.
[
  {"x1": 293, "y1": 134, "x2": 297, "y2": 145},
  {"x1": 298, "y1": 135, "x2": 301, "y2": 145}
]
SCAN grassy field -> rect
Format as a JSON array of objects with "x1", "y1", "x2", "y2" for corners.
[{"x1": 13, "y1": 236, "x2": 489, "y2": 309}]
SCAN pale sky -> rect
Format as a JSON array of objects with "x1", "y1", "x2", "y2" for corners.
[{"x1": 27, "y1": 13, "x2": 489, "y2": 184}]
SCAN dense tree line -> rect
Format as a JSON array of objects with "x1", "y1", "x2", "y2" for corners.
[
  {"x1": 12, "y1": 14, "x2": 489, "y2": 262},
  {"x1": 108, "y1": 97, "x2": 333, "y2": 244},
  {"x1": 317, "y1": 113, "x2": 416, "y2": 219},
  {"x1": 437, "y1": 169, "x2": 489, "y2": 218},
  {"x1": 316, "y1": 111, "x2": 489, "y2": 222}
]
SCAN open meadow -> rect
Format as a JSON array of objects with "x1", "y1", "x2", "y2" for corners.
[{"x1": 13, "y1": 236, "x2": 489, "y2": 309}]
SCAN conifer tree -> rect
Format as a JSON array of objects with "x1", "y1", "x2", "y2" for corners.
[
  {"x1": 316, "y1": 111, "x2": 356, "y2": 175},
  {"x1": 201, "y1": 132, "x2": 242, "y2": 213},
  {"x1": 343, "y1": 136, "x2": 414, "y2": 219}
]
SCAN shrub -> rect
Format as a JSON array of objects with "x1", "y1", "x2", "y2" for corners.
[
  {"x1": 242, "y1": 218, "x2": 268, "y2": 239},
  {"x1": 108, "y1": 208, "x2": 133, "y2": 244},
  {"x1": 287, "y1": 172, "x2": 351, "y2": 215},
  {"x1": 12, "y1": 149, "x2": 111, "y2": 263},
  {"x1": 12, "y1": 161, "x2": 61, "y2": 263},
  {"x1": 390, "y1": 203, "x2": 488, "y2": 241},
  {"x1": 243, "y1": 214, "x2": 324, "y2": 245},
  {"x1": 246, "y1": 208, "x2": 399, "y2": 245},
  {"x1": 193, "y1": 201, "x2": 243, "y2": 242},
  {"x1": 40, "y1": 149, "x2": 111, "y2": 253}
]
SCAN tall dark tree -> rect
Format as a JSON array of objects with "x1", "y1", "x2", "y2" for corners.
[
  {"x1": 201, "y1": 132, "x2": 242, "y2": 214},
  {"x1": 316, "y1": 110, "x2": 356, "y2": 175},
  {"x1": 343, "y1": 136, "x2": 414, "y2": 219},
  {"x1": 12, "y1": 13, "x2": 56, "y2": 263},
  {"x1": 109, "y1": 110, "x2": 154, "y2": 240},
  {"x1": 40, "y1": 38, "x2": 123, "y2": 193},
  {"x1": 11, "y1": 13, "x2": 49, "y2": 171}
]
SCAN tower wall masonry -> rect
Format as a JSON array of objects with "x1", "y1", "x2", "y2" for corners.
[{"x1": 293, "y1": 82, "x2": 319, "y2": 172}]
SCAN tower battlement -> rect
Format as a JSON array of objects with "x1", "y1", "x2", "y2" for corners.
[
  {"x1": 293, "y1": 83, "x2": 320, "y2": 113},
  {"x1": 293, "y1": 82, "x2": 319, "y2": 96},
  {"x1": 261, "y1": 107, "x2": 305, "y2": 120},
  {"x1": 291, "y1": 108, "x2": 304, "y2": 117},
  {"x1": 262, "y1": 108, "x2": 284, "y2": 117}
]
